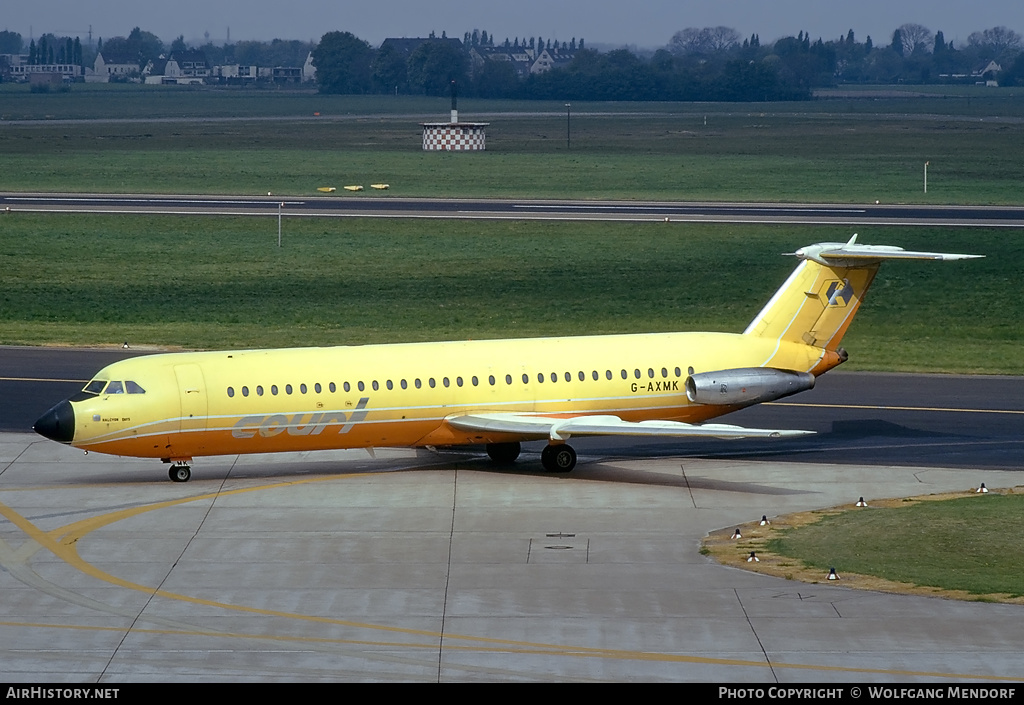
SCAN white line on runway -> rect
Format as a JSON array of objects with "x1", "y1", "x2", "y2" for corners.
[{"x1": 515, "y1": 204, "x2": 868, "y2": 214}]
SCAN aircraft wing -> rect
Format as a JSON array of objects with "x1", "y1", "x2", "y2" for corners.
[{"x1": 446, "y1": 413, "x2": 813, "y2": 442}]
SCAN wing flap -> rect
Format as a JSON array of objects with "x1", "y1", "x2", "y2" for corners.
[{"x1": 447, "y1": 412, "x2": 813, "y2": 441}]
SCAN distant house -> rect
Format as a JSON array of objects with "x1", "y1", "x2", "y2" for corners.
[
  {"x1": 974, "y1": 60, "x2": 1002, "y2": 86},
  {"x1": 216, "y1": 64, "x2": 259, "y2": 85},
  {"x1": 530, "y1": 46, "x2": 577, "y2": 74},
  {"x1": 471, "y1": 44, "x2": 535, "y2": 78},
  {"x1": 93, "y1": 52, "x2": 139, "y2": 81},
  {"x1": 167, "y1": 50, "x2": 209, "y2": 80},
  {"x1": 6, "y1": 61, "x2": 83, "y2": 83},
  {"x1": 271, "y1": 66, "x2": 302, "y2": 83}
]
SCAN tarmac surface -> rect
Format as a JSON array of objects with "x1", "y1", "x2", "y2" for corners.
[{"x1": 2, "y1": 347, "x2": 1023, "y2": 682}]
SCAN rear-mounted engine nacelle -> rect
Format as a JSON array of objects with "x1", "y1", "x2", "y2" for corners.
[{"x1": 685, "y1": 367, "x2": 815, "y2": 406}]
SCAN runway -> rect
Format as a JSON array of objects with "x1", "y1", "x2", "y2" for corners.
[
  {"x1": 1, "y1": 347, "x2": 1022, "y2": 681},
  {"x1": 5, "y1": 192, "x2": 1024, "y2": 227}
]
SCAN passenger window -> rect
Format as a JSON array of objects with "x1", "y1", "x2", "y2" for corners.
[
  {"x1": 522, "y1": 374, "x2": 529, "y2": 384},
  {"x1": 443, "y1": 377, "x2": 450, "y2": 388},
  {"x1": 358, "y1": 381, "x2": 365, "y2": 392},
  {"x1": 227, "y1": 387, "x2": 235, "y2": 398},
  {"x1": 271, "y1": 385, "x2": 279, "y2": 395},
  {"x1": 471, "y1": 376, "x2": 478, "y2": 386},
  {"x1": 257, "y1": 386, "x2": 264, "y2": 396},
  {"x1": 592, "y1": 371, "x2": 599, "y2": 380},
  {"x1": 550, "y1": 372, "x2": 557, "y2": 383},
  {"x1": 620, "y1": 370, "x2": 627, "y2": 379},
  {"x1": 488, "y1": 375, "x2": 495, "y2": 386},
  {"x1": 330, "y1": 382, "x2": 337, "y2": 393},
  {"x1": 314, "y1": 383, "x2": 322, "y2": 393},
  {"x1": 105, "y1": 381, "x2": 124, "y2": 394},
  {"x1": 456, "y1": 377, "x2": 463, "y2": 387},
  {"x1": 537, "y1": 373, "x2": 544, "y2": 383},
  {"x1": 662, "y1": 368, "x2": 668, "y2": 378},
  {"x1": 429, "y1": 378, "x2": 436, "y2": 388},
  {"x1": 606, "y1": 370, "x2": 612, "y2": 380},
  {"x1": 386, "y1": 380, "x2": 393, "y2": 390},
  {"x1": 242, "y1": 386, "x2": 249, "y2": 397},
  {"x1": 285, "y1": 384, "x2": 293, "y2": 394},
  {"x1": 578, "y1": 371, "x2": 585, "y2": 381},
  {"x1": 506, "y1": 374, "x2": 513, "y2": 385},
  {"x1": 415, "y1": 379, "x2": 422, "y2": 389},
  {"x1": 648, "y1": 368, "x2": 654, "y2": 378},
  {"x1": 372, "y1": 381, "x2": 379, "y2": 391},
  {"x1": 125, "y1": 380, "x2": 146, "y2": 394},
  {"x1": 401, "y1": 380, "x2": 407, "y2": 389}
]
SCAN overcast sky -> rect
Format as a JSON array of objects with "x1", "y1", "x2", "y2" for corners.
[{"x1": 5, "y1": 1, "x2": 1023, "y2": 49}]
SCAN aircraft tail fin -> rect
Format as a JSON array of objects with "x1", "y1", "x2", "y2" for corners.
[{"x1": 744, "y1": 234, "x2": 982, "y2": 353}]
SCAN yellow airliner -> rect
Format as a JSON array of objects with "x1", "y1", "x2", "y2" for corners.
[{"x1": 34, "y1": 236, "x2": 980, "y2": 482}]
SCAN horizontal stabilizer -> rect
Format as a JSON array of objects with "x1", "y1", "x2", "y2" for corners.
[
  {"x1": 447, "y1": 412, "x2": 813, "y2": 442},
  {"x1": 792, "y1": 234, "x2": 983, "y2": 266},
  {"x1": 747, "y1": 234, "x2": 983, "y2": 359}
]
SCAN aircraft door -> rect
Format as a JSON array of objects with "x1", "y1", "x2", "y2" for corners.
[{"x1": 174, "y1": 364, "x2": 208, "y2": 435}]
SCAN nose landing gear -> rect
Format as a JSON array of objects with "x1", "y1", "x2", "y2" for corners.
[{"x1": 168, "y1": 462, "x2": 192, "y2": 482}]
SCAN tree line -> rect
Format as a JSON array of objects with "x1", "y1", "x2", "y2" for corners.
[
  {"x1": 0, "y1": 28, "x2": 313, "y2": 75},
  {"x1": 311, "y1": 22, "x2": 1024, "y2": 100},
  {"x1": 4, "y1": 22, "x2": 1023, "y2": 96}
]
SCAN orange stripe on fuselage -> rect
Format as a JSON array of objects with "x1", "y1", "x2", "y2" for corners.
[{"x1": 79, "y1": 402, "x2": 735, "y2": 459}]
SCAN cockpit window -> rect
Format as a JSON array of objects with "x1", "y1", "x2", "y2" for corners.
[
  {"x1": 125, "y1": 381, "x2": 146, "y2": 394},
  {"x1": 84, "y1": 380, "x2": 106, "y2": 395},
  {"x1": 105, "y1": 381, "x2": 125, "y2": 394}
]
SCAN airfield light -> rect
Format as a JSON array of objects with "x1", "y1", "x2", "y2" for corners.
[
  {"x1": 278, "y1": 202, "x2": 283, "y2": 247},
  {"x1": 924, "y1": 161, "x2": 929, "y2": 193},
  {"x1": 565, "y1": 103, "x2": 571, "y2": 150}
]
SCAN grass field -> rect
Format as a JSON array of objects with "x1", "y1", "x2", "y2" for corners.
[
  {"x1": 703, "y1": 491, "x2": 1024, "y2": 602},
  {"x1": 766, "y1": 493, "x2": 1024, "y2": 599},
  {"x1": 2, "y1": 89, "x2": 1024, "y2": 203},
  {"x1": 1, "y1": 90, "x2": 1022, "y2": 366},
  {"x1": 1, "y1": 213, "x2": 1017, "y2": 372}
]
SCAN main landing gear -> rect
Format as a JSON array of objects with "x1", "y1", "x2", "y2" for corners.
[
  {"x1": 484, "y1": 441, "x2": 577, "y2": 473},
  {"x1": 540, "y1": 444, "x2": 577, "y2": 473},
  {"x1": 168, "y1": 462, "x2": 192, "y2": 483}
]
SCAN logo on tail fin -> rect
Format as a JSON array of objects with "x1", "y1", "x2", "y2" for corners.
[{"x1": 824, "y1": 279, "x2": 853, "y2": 307}]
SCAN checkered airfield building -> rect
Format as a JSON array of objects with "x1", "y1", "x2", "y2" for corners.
[{"x1": 421, "y1": 122, "x2": 489, "y2": 151}]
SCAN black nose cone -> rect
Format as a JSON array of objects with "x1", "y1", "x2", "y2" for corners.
[{"x1": 34, "y1": 400, "x2": 75, "y2": 443}]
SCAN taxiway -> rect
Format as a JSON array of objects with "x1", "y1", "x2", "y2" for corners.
[{"x1": 1, "y1": 347, "x2": 1022, "y2": 681}]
